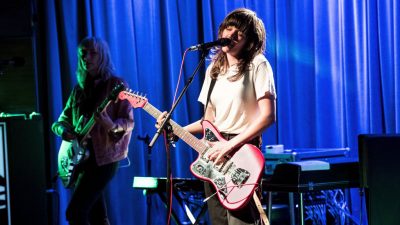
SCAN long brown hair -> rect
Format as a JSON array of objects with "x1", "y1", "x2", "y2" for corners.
[
  {"x1": 76, "y1": 37, "x2": 115, "y2": 88},
  {"x1": 210, "y1": 8, "x2": 266, "y2": 81}
]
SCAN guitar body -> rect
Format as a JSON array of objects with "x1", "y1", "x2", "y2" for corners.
[
  {"x1": 57, "y1": 139, "x2": 90, "y2": 188},
  {"x1": 190, "y1": 120, "x2": 265, "y2": 210}
]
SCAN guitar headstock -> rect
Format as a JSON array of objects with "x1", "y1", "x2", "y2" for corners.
[
  {"x1": 118, "y1": 90, "x2": 148, "y2": 109},
  {"x1": 109, "y1": 82, "x2": 126, "y2": 99}
]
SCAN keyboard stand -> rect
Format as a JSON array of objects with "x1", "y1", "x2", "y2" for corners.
[
  {"x1": 193, "y1": 203, "x2": 208, "y2": 225},
  {"x1": 263, "y1": 161, "x2": 359, "y2": 225},
  {"x1": 133, "y1": 177, "x2": 206, "y2": 225}
]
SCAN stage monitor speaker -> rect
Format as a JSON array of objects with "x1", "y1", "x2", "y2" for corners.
[
  {"x1": 358, "y1": 134, "x2": 400, "y2": 225},
  {"x1": 0, "y1": 116, "x2": 47, "y2": 225}
]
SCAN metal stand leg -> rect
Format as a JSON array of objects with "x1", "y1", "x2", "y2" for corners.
[
  {"x1": 268, "y1": 191, "x2": 303, "y2": 225},
  {"x1": 299, "y1": 193, "x2": 304, "y2": 225},
  {"x1": 193, "y1": 203, "x2": 208, "y2": 225},
  {"x1": 267, "y1": 192, "x2": 272, "y2": 223},
  {"x1": 157, "y1": 192, "x2": 183, "y2": 225},
  {"x1": 288, "y1": 193, "x2": 295, "y2": 225}
]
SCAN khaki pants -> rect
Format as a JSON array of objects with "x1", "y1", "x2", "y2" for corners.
[{"x1": 204, "y1": 182, "x2": 261, "y2": 225}]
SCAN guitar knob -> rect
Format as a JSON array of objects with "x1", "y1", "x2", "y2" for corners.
[{"x1": 195, "y1": 165, "x2": 207, "y2": 175}]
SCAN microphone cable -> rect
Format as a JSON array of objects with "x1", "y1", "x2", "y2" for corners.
[{"x1": 171, "y1": 48, "x2": 190, "y2": 106}]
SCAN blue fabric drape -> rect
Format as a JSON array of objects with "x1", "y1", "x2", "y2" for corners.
[{"x1": 42, "y1": 0, "x2": 399, "y2": 224}]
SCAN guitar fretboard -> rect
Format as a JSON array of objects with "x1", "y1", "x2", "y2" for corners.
[
  {"x1": 78, "y1": 101, "x2": 112, "y2": 139},
  {"x1": 77, "y1": 84, "x2": 124, "y2": 140},
  {"x1": 143, "y1": 102, "x2": 208, "y2": 154}
]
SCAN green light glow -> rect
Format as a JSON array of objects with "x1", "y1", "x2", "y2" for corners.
[{"x1": 132, "y1": 176, "x2": 158, "y2": 189}]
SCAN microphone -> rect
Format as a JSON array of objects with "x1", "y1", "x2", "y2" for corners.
[
  {"x1": 0, "y1": 57, "x2": 25, "y2": 67},
  {"x1": 188, "y1": 38, "x2": 231, "y2": 51}
]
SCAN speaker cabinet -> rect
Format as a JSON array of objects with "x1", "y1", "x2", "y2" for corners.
[
  {"x1": 0, "y1": 37, "x2": 36, "y2": 114},
  {"x1": 0, "y1": 117, "x2": 47, "y2": 225},
  {"x1": 358, "y1": 134, "x2": 400, "y2": 225}
]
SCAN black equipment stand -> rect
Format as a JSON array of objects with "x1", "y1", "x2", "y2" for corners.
[
  {"x1": 137, "y1": 134, "x2": 152, "y2": 225},
  {"x1": 148, "y1": 49, "x2": 208, "y2": 224},
  {"x1": 193, "y1": 204, "x2": 208, "y2": 225}
]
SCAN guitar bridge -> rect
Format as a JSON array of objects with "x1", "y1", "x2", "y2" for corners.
[{"x1": 231, "y1": 168, "x2": 250, "y2": 188}]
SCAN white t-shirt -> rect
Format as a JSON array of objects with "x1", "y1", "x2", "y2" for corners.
[{"x1": 198, "y1": 54, "x2": 276, "y2": 134}]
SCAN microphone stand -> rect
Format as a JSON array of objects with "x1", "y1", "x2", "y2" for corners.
[
  {"x1": 137, "y1": 134, "x2": 152, "y2": 225},
  {"x1": 148, "y1": 49, "x2": 208, "y2": 224}
]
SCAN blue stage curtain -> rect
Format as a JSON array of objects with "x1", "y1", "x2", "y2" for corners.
[{"x1": 42, "y1": 0, "x2": 399, "y2": 224}]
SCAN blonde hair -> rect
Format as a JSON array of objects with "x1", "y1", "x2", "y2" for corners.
[{"x1": 76, "y1": 37, "x2": 115, "y2": 88}]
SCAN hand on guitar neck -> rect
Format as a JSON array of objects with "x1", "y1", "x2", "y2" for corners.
[
  {"x1": 155, "y1": 111, "x2": 179, "y2": 143},
  {"x1": 156, "y1": 111, "x2": 231, "y2": 165}
]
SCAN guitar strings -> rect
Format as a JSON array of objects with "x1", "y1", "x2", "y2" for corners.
[{"x1": 202, "y1": 180, "x2": 259, "y2": 204}]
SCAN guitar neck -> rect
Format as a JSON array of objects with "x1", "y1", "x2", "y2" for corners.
[
  {"x1": 78, "y1": 116, "x2": 95, "y2": 138},
  {"x1": 79, "y1": 100, "x2": 112, "y2": 139},
  {"x1": 143, "y1": 102, "x2": 207, "y2": 154}
]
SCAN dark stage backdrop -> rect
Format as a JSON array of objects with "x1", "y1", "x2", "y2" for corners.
[{"x1": 37, "y1": 0, "x2": 399, "y2": 225}]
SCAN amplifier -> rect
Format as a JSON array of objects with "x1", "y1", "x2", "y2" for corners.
[{"x1": 264, "y1": 147, "x2": 350, "y2": 175}]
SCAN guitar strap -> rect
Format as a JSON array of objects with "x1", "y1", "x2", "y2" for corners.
[
  {"x1": 203, "y1": 78, "x2": 268, "y2": 224},
  {"x1": 202, "y1": 78, "x2": 216, "y2": 121},
  {"x1": 253, "y1": 192, "x2": 270, "y2": 225}
]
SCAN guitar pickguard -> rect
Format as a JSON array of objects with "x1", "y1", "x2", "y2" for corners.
[
  {"x1": 191, "y1": 151, "x2": 251, "y2": 197},
  {"x1": 204, "y1": 128, "x2": 219, "y2": 142},
  {"x1": 58, "y1": 139, "x2": 89, "y2": 188}
]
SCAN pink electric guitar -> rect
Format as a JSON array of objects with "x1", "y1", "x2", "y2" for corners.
[{"x1": 119, "y1": 90, "x2": 265, "y2": 210}]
